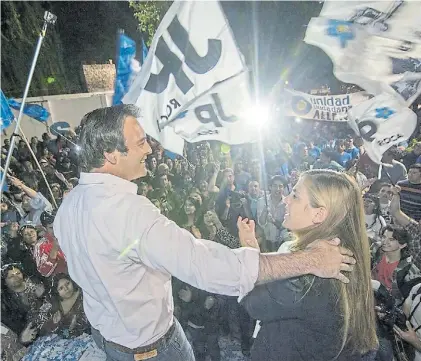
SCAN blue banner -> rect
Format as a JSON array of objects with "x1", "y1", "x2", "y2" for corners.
[
  {"x1": 1, "y1": 90, "x2": 14, "y2": 131},
  {"x1": 8, "y1": 99, "x2": 50, "y2": 122},
  {"x1": 113, "y1": 33, "x2": 137, "y2": 105}
]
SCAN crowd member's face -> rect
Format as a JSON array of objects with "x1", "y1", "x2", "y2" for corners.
[
  {"x1": 139, "y1": 184, "x2": 148, "y2": 197},
  {"x1": 166, "y1": 159, "x2": 173, "y2": 170},
  {"x1": 31, "y1": 137, "x2": 38, "y2": 144},
  {"x1": 57, "y1": 278, "x2": 75, "y2": 300},
  {"x1": 248, "y1": 181, "x2": 260, "y2": 198},
  {"x1": 4, "y1": 139, "x2": 10, "y2": 147},
  {"x1": 113, "y1": 116, "x2": 151, "y2": 180},
  {"x1": 337, "y1": 144, "x2": 345, "y2": 152},
  {"x1": 22, "y1": 227, "x2": 38, "y2": 246},
  {"x1": 1, "y1": 202, "x2": 8, "y2": 213},
  {"x1": 62, "y1": 161, "x2": 70, "y2": 170},
  {"x1": 408, "y1": 167, "x2": 421, "y2": 184},
  {"x1": 43, "y1": 148, "x2": 49, "y2": 157},
  {"x1": 363, "y1": 198, "x2": 375, "y2": 215},
  {"x1": 235, "y1": 162, "x2": 243, "y2": 172},
  {"x1": 381, "y1": 230, "x2": 405, "y2": 253},
  {"x1": 5, "y1": 268, "x2": 24, "y2": 289},
  {"x1": 299, "y1": 146, "x2": 308, "y2": 158},
  {"x1": 224, "y1": 171, "x2": 234, "y2": 186},
  {"x1": 378, "y1": 186, "x2": 393, "y2": 204},
  {"x1": 184, "y1": 199, "x2": 196, "y2": 215},
  {"x1": 271, "y1": 180, "x2": 284, "y2": 198},
  {"x1": 52, "y1": 186, "x2": 61, "y2": 200},
  {"x1": 23, "y1": 161, "x2": 33, "y2": 172},
  {"x1": 345, "y1": 138, "x2": 354, "y2": 148},
  {"x1": 22, "y1": 195, "x2": 32, "y2": 212},
  {"x1": 18, "y1": 141, "x2": 25, "y2": 149},
  {"x1": 203, "y1": 211, "x2": 213, "y2": 227},
  {"x1": 199, "y1": 181, "x2": 208, "y2": 193},
  {"x1": 150, "y1": 157, "x2": 157, "y2": 170},
  {"x1": 283, "y1": 178, "x2": 324, "y2": 231},
  {"x1": 413, "y1": 143, "x2": 421, "y2": 156},
  {"x1": 159, "y1": 175, "x2": 169, "y2": 189},
  {"x1": 183, "y1": 174, "x2": 192, "y2": 184}
]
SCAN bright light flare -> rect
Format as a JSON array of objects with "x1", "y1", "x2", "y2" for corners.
[
  {"x1": 295, "y1": 117, "x2": 302, "y2": 123},
  {"x1": 242, "y1": 104, "x2": 270, "y2": 129}
]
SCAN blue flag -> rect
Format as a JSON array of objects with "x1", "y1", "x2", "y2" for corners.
[
  {"x1": 8, "y1": 98, "x2": 50, "y2": 122},
  {"x1": 1, "y1": 90, "x2": 14, "y2": 131},
  {"x1": 142, "y1": 38, "x2": 148, "y2": 65},
  {"x1": 113, "y1": 33, "x2": 138, "y2": 105}
]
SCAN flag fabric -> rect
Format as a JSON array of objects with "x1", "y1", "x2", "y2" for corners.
[
  {"x1": 8, "y1": 99, "x2": 50, "y2": 123},
  {"x1": 348, "y1": 92, "x2": 417, "y2": 163},
  {"x1": 283, "y1": 89, "x2": 368, "y2": 121},
  {"x1": 113, "y1": 33, "x2": 140, "y2": 105},
  {"x1": 141, "y1": 39, "x2": 149, "y2": 65},
  {"x1": 123, "y1": 0, "x2": 252, "y2": 155},
  {"x1": 304, "y1": 1, "x2": 421, "y2": 106},
  {"x1": 0, "y1": 172, "x2": 8, "y2": 192},
  {"x1": 1, "y1": 90, "x2": 14, "y2": 131}
]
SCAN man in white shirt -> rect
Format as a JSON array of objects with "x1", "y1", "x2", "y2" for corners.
[{"x1": 54, "y1": 105, "x2": 355, "y2": 361}]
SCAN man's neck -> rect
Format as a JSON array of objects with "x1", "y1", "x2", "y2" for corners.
[{"x1": 385, "y1": 250, "x2": 401, "y2": 263}]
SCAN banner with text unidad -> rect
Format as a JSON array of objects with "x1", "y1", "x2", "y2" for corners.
[
  {"x1": 284, "y1": 89, "x2": 369, "y2": 121},
  {"x1": 123, "y1": 0, "x2": 255, "y2": 155}
]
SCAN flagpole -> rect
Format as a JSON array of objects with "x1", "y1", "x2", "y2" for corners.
[{"x1": 0, "y1": 11, "x2": 57, "y2": 193}]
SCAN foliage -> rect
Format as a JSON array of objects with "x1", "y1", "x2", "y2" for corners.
[
  {"x1": 1, "y1": 1, "x2": 70, "y2": 97},
  {"x1": 129, "y1": 1, "x2": 172, "y2": 45}
]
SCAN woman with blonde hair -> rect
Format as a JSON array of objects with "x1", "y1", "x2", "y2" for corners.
[{"x1": 240, "y1": 169, "x2": 378, "y2": 360}]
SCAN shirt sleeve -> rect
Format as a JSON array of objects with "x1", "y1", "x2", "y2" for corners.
[
  {"x1": 132, "y1": 199, "x2": 260, "y2": 300},
  {"x1": 29, "y1": 192, "x2": 53, "y2": 212}
]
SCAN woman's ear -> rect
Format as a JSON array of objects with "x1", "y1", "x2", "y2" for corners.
[{"x1": 312, "y1": 207, "x2": 328, "y2": 225}]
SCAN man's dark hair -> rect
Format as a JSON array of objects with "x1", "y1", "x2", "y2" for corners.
[
  {"x1": 381, "y1": 225, "x2": 410, "y2": 245},
  {"x1": 77, "y1": 105, "x2": 141, "y2": 171},
  {"x1": 269, "y1": 175, "x2": 288, "y2": 187}
]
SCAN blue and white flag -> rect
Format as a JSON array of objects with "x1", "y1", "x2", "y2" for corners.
[
  {"x1": 8, "y1": 99, "x2": 50, "y2": 122},
  {"x1": 113, "y1": 33, "x2": 140, "y2": 105},
  {"x1": 304, "y1": 0, "x2": 421, "y2": 106},
  {"x1": 1, "y1": 90, "x2": 14, "y2": 131},
  {"x1": 348, "y1": 92, "x2": 417, "y2": 163},
  {"x1": 123, "y1": 0, "x2": 253, "y2": 154}
]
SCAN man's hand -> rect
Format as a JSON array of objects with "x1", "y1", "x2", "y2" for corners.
[
  {"x1": 389, "y1": 186, "x2": 401, "y2": 216},
  {"x1": 306, "y1": 238, "x2": 355, "y2": 283},
  {"x1": 238, "y1": 217, "x2": 260, "y2": 250},
  {"x1": 8, "y1": 176, "x2": 24, "y2": 189},
  {"x1": 394, "y1": 321, "x2": 421, "y2": 348}
]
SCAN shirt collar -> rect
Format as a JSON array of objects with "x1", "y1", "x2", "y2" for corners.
[{"x1": 79, "y1": 172, "x2": 138, "y2": 194}]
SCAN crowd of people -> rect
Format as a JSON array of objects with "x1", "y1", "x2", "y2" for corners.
[{"x1": 1, "y1": 113, "x2": 421, "y2": 361}]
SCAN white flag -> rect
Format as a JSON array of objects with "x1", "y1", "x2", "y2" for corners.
[
  {"x1": 348, "y1": 92, "x2": 417, "y2": 163},
  {"x1": 304, "y1": 1, "x2": 421, "y2": 106},
  {"x1": 123, "y1": 0, "x2": 251, "y2": 154}
]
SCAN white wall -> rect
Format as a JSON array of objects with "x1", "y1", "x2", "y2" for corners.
[{"x1": 3, "y1": 91, "x2": 113, "y2": 140}]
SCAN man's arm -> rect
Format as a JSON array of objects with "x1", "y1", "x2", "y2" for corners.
[{"x1": 8, "y1": 176, "x2": 37, "y2": 199}]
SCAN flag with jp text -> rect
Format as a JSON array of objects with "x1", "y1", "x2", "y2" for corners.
[
  {"x1": 113, "y1": 33, "x2": 140, "y2": 105},
  {"x1": 1, "y1": 90, "x2": 14, "y2": 131},
  {"x1": 348, "y1": 92, "x2": 417, "y2": 164},
  {"x1": 123, "y1": 0, "x2": 253, "y2": 155},
  {"x1": 8, "y1": 98, "x2": 49, "y2": 123}
]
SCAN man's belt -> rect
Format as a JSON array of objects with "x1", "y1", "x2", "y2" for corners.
[{"x1": 102, "y1": 322, "x2": 176, "y2": 358}]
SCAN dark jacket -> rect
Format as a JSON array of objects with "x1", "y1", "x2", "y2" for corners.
[{"x1": 241, "y1": 276, "x2": 370, "y2": 361}]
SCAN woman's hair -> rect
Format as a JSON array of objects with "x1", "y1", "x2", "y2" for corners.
[
  {"x1": 51, "y1": 273, "x2": 79, "y2": 300},
  {"x1": 291, "y1": 169, "x2": 378, "y2": 354}
]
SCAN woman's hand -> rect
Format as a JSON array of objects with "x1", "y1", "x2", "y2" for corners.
[
  {"x1": 237, "y1": 217, "x2": 259, "y2": 250},
  {"x1": 53, "y1": 310, "x2": 62, "y2": 324},
  {"x1": 389, "y1": 186, "x2": 401, "y2": 216}
]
